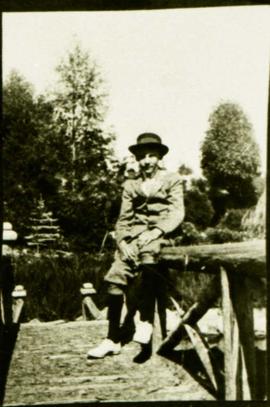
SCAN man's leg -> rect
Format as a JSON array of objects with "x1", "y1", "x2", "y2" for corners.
[
  {"x1": 87, "y1": 249, "x2": 137, "y2": 359},
  {"x1": 133, "y1": 262, "x2": 169, "y2": 339},
  {"x1": 139, "y1": 265, "x2": 156, "y2": 323},
  {"x1": 155, "y1": 266, "x2": 169, "y2": 339},
  {"x1": 106, "y1": 285, "x2": 124, "y2": 343},
  {"x1": 119, "y1": 277, "x2": 139, "y2": 345},
  {"x1": 87, "y1": 284, "x2": 124, "y2": 359},
  {"x1": 133, "y1": 265, "x2": 156, "y2": 344}
]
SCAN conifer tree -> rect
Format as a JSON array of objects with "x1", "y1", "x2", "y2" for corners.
[
  {"x1": 25, "y1": 196, "x2": 62, "y2": 253},
  {"x1": 201, "y1": 102, "x2": 261, "y2": 221}
]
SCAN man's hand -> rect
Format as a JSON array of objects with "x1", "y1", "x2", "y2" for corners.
[
  {"x1": 137, "y1": 228, "x2": 162, "y2": 248},
  {"x1": 118, "y1": 239, "x2": 137, "y2": 262}
]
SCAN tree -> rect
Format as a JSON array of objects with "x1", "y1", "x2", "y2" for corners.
[
  {"x1": 184, "y1": 178, "x2": 214, "y2": 229},
  {"x1": 201, "y1": 102, "x2": 261, "y2": 221},
  {"x1": 25, "y1": 196, "x2": 64, "y2": 253},
  {"x1": 50, "y1": 44, "x2": 118, "y2": 251},
  {"x1": 3, "y1": 71, "x2": 57, "y2": 238}
]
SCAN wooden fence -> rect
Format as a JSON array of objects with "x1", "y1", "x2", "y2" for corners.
[{"x1": 159, "y1": 239, "x2": 266, "y2": 400}]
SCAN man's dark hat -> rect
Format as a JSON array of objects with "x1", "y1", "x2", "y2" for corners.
[{"x1": 129, "y1": 133, "x2": 169, "y2": 157}]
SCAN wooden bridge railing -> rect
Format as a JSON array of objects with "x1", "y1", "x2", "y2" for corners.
[
  {"x1": 158, "y1": 239, "x2": 266, "y2": 401},
  {"x1": 160, "y1": 239, "x2": 265, "y2": 278}
]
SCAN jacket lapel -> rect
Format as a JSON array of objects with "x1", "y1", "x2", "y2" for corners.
[{"x1": 135, "y1": 171, "x2": 166, "y2": 197}]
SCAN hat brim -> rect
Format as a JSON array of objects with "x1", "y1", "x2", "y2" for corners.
[{"x1": 129, "y1": 142, "x2": 169, "y2": 158}]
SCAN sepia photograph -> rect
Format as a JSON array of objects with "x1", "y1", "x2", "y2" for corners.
[{"x1": 1, "y1": 2, "x2": 268, "y2": 404}]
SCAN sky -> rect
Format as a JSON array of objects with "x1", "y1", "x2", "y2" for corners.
[{"x1": 2, "y1": 6, "x2": 269, "y2": 176}]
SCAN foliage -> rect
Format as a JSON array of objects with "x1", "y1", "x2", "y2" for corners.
[
  {"x1": 201, "y1": 102, "x2": 261, "y2": 219},
  {"x1": 3, "y1": 71, "x2": 57, "y2": 238},
  {"x1": 3, "y1": 45, "x2": 121, "y2": 252},
  {"x1": 184, "y1": 178, "x2": 214, "y2": 229},
  {"x1": 13, "y1": 251, "x2": 114, "y2": 321},
  {"x1": 49, "y1": 44, "x2": 120, "y2": 251},
  {"x1": 175, "y1": 222, "x2": 204, "y2": 246},
  {"x1": 241, "y1": 186, "x2": 266, "y2": 239},
  {"x1": 174, "y1": 218, "x2": 249, "y2": 246},
  {"x1": 218, "y1": 208, "x2": 246, "y2": 230},
  {"x1": 169, "y1": 271, "x2": 218, "y2": 310},
  {"x1": 204, "y1": 227, "x2": 248, "y2": 244}
]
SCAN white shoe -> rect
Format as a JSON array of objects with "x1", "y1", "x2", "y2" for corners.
[
  {"x1": 133, "y1": 321, "x2": 153, "y2": 344},
  {"x1": 87, "y1": 339, "x2": 121, "y2": 359}
]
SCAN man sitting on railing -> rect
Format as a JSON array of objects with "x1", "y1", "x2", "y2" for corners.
[{"x1": 87, "y1": 133, "x2": 185, "y2": 359}]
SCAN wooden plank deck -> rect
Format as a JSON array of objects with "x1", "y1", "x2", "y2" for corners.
[{"x1": 4, "y1": 320, "x2": 216, "y2": 405}]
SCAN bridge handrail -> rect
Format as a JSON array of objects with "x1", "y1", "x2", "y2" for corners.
[{"x1": 160, "y1": 239, "x2": 265, "y2": 278}]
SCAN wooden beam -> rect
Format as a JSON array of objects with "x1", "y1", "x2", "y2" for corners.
[{"x1": 160, "y1": 239, "x2": 265, "y2": 277}]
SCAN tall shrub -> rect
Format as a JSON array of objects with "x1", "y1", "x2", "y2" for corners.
[{"x1": 201, "y1": 102, "x2": 261, "y2": 222}]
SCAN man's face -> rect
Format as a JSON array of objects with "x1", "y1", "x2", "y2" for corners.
[{"x1": 135, "y1": 147, "x2": 161, "y2": 177}]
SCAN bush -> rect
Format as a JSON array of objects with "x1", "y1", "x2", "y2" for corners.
[
  {"x1": 205, "y1": 227, "x2": 248, "y2": 244},
  {"x1": 184, "y1": 188, "x2": 214, "y2": 229},
  {"x1": 218, "y1": 208, "x2": 246, "y2": 230},
  {"x1": 13, "y1": 250, "x2": 113, "y2": 321},
  {"x1": 174, "y1": 222, "x2": 204, "y2": 246},
  {"x1": 167, "y1": 269, "x2": 219, "y2": 310}
]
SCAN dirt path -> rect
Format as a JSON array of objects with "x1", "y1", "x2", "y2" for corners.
[{"x1": 4, "y1": 320, "x2": 215, "y2": 405}]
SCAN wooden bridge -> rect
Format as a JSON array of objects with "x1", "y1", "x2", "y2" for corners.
[
  {"x1": 0, "y1": 234, "x2": 267, "y2": 404},
  {"x1": 3, "y1": 319, "x2": 218, "y2": 404}
]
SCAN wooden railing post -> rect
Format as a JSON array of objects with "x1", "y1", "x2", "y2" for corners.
[
  {"x1": 220, "y1": 266, "x2": 238, "y2": 399},
  {"x1": 232, "y1": 274, "x2": 256, "y2": 399},
  {"x1": 80, "y1": 283, "x2": 103, "y2": 320},
  {"x1": 1, "y1": 223, "x2": 18, "y2": 325},
  {"x1": 12, "y1": 285, "x2": 27, "y2": 323},
  {"x1": 220, "y1": 266, "x2": 256, "y2": 400}
]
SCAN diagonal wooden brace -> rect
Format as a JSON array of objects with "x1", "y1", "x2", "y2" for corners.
[
  {"x1": 158, "y1": 274, "x2": 220, "y2": 353},
  {"x1": 183, "y1": 323, "x2": 218, "y2": 392}
]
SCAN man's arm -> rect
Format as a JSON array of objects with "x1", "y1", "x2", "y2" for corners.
[
  {"x1": 137, "y1": 173, "x2": 185, "y2": 248},
  {"x1": 114, "y1": 180, "x2": 134, "y2": 245},
  {"x1": 137, "y1": 227, "x2": 163, "y2": 248},
  {"x1": 154, "y1": 173, "x2": 185, "y2": 235}
]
